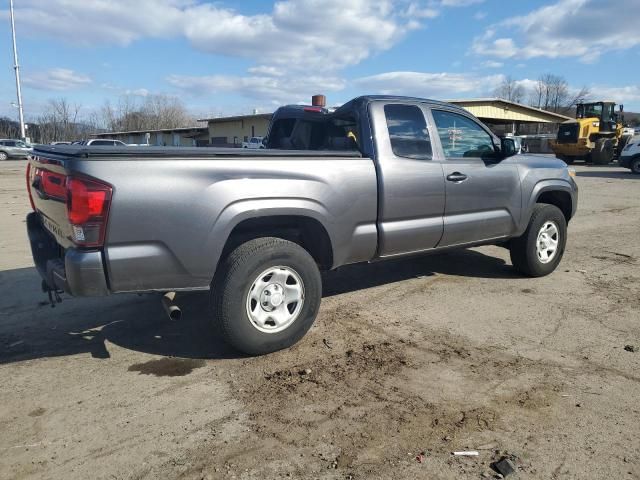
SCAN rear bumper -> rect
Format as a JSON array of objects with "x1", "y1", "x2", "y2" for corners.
[{"x1": 27, "y1": 212, "x2": 109, "y2": 296}]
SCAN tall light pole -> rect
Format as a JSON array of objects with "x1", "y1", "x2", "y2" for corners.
[{"x1": 9, "y1": 0, "x2": 26, "y2": 140}]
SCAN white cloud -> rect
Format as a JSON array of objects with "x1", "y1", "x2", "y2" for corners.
[
  {"x1": 481, "y1": 60, "x2": 503, "y2": 69},
  {"x1": 473, "y1": 11, "x2": 487, "y2": 20},
  {"x1": 3, "y1": 0, "x2": 422, "y2": 72},
  {"x1": 125, "y1": 88, "x2": 151, "y2": 97},
  {"x1": 353, "y1": 71, "x2": 504, "y2": 99},
  {"x1": 167, "y1": 73, "x2": 346, "y2": 104},
  {"x1": 589, "y1": 85, "x2": 640, "y2": 105},
  {"x1": 23, "y1": 68, "x2": 91, "y2": 91},
  {"x1": 403, "y1": 3, "x2": 440, "y2": 19},
  {"x1": 247, "y1": 66, "x2": 284, "y2": 77},
  {"x1": 441, "y1": 0, "x2": 484, "y2": 6},
  {"x1": 472, "y1": 0, "x2": 640, "y2": 61}
]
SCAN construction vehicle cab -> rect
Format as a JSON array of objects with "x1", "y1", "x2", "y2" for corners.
[{"x1": 551, "y1": 101, "x2": 628, "y2": 165}]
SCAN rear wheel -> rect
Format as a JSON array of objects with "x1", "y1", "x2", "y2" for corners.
[
  {"x1": 211, "y1": 237, "x2": 322, "y2": 355},
  {"x1": 0, "y1": 151, "x2": 7, "y2": 161},
  {"x1": 510, "y1": 204, "x2": 567, "y2": 277},
  {"x1": 592, "y1": 138, "x2": 614, "y2": 165}
]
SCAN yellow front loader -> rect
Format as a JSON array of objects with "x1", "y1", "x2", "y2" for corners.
[{"x1": 550, "y1": 101, "x2": 627, "y2": 165}]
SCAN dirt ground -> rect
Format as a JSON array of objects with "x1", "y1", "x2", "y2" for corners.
[{"x1": 0, "y1": 159, "x2": 639, "y2": 480}]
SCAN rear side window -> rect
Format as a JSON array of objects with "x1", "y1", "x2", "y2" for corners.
[
  {"x1": 384, "y1": 104, "x2": 432, "y2": 160},
  {"x1": 91, "y1": 140, "x2": 113, "y2": 146},
  {"x1": 432, "y1": 110, "x2": 495, "y2": 158}
]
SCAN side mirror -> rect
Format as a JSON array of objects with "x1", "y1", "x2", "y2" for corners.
[
  {"x1": 500, "y1": 137, "x2": 517, "y2": 158},
  {"x1": 262, "y1": 137, "x2": 268, "y2": 146}
]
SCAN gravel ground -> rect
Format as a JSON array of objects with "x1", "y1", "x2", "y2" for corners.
[{"x1": 0, "y1": 159, "x2": 638, "y2": 480}]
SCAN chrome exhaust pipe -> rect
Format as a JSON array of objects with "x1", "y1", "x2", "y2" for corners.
[{"x1": 161, "y1": 291, "x2": 181, "y2": 321}]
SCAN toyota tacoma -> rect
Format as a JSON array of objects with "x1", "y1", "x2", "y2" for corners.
[{"x1": 26, "y1": 96, "x2": 578, "y2": 354}]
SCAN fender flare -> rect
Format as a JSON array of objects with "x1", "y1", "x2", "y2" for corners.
[
  {"x1": 518, "y1": 179, "x2": 576, "y2": 235},
  {"x1": 204, "y1": 198, "x2": 336, "y2": 278}
]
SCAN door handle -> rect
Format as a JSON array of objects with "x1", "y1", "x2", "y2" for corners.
[{"x1": 446, "y1": 172, "x2": 468, "y2": 182}]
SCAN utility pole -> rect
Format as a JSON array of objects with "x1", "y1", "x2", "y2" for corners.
[{"x1": 9, "y1": 0, "x2": 26, "y2": 140}]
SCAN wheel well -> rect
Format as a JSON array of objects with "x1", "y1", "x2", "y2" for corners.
[
  {"x1": 537, "y1": 190, "x2": 573, "y2": 222},
  {"x1": 222, "y1": 216, "x2": 333, "y2": 270}
]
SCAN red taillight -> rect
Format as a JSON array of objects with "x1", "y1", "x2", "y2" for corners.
[
  {"x1": 66, "y1": 176, "x2": 112, "y2": 247},
  {"x1": 26, "y1": 163, "x2": 35, "y2": 210}
]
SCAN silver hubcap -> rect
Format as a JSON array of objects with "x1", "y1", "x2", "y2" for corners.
[
  {"x1": 536, "y1": 221, "x2": 559, "y2": 264},
  {"x1": 246, "y1": 266, "x2": 304, "y2": 333}
]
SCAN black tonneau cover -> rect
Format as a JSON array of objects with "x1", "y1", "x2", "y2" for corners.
[{"x1": 33, "y1": 145, "x2": 363, "y2": 159}]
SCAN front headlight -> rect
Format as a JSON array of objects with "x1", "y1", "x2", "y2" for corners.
[{"x1": 567, "y1": 167, "x2": 576, "y2": 178}]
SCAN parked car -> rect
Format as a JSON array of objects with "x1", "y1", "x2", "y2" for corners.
[
  {"x1": 50, "y1": 141, "x2": 71, "y2": 146},
  {"x1": 619, "y1": 135, "x2": 640, "y2": 173},
  {"x1": 74, "y1": 139, "x2": 128, "y2": 146},
  {"x1": 26, "y1": 95, "x2": 578, "y2": 355},
  {"x1": 242, "y1": 136, "x2": 265, "y2": 149},
  {"x1": 0, "y1": 139, "x2": 32, "y2": 160}
]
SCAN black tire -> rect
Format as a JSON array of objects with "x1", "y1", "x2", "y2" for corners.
[
  {"x1": 563, "y1": 156, "x2": 575, "y2": 165},
  {"x1": 510, "y1": 204, "x2": 567, "y2": 277},
  {"x1": 0, "y1": 151, "x2": 8, "y2": 161},
  {"x1": 211, "y1": 237, "x2": 322, "y2": 355},
  {"x1": 631, "y1": 157, "x2": 640, "y2": 175},
  {"x1": 592, "y1": 138, "x2": 614, "y2": 165}
]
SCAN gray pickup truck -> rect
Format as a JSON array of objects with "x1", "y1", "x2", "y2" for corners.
[{"x1": 26, "y1": 95, "x2": 578, "y2": 354}]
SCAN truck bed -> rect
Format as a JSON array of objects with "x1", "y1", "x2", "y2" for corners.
[
  {"x1": 33, "y1": 145, "x2": 363, "y2": 159},
  {"x1": 27, "y1": 145, "x2": 378, "y2": 295}
]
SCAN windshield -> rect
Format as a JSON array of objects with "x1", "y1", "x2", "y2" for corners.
[
  {"x1": 580, "y1": 103, "x2": 602, "y2": 119},
  {"x1": 578, "y1": 103, "x2": 615, "y2": 123}
]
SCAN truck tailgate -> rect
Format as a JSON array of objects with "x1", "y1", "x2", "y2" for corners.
[{"x1": 28, "y1": 156, "x2": 74, "y2": 249}]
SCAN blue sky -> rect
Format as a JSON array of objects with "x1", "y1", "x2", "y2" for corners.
[{"x1": 1, "y1": 0, "x2": 639, "y2": 122}]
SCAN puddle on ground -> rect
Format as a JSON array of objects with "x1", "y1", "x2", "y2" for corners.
[{"x1": 127, "y1": 358, "x2": 206, "y2": 377}]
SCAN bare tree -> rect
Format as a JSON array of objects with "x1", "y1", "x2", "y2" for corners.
[
  {"x1": 0, "y1": 117, "x2": 20, "y2": 139},
  {"x1": 493, "y1": 76, "x2": 525, "y2": 103},
  {"x1": 529, "y1": 74, "x2": 590, "y2": 113},
  {"x1": 35, "y1": 98, "x2": 86, "y2": 143},
  {"x1": 101, "y1": 94, "x2": 195, "y2": 132}
]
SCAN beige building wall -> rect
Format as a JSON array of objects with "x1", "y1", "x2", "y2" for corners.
[{"x1": 208, "y1": 117, "x2": 271, "y2": 145}]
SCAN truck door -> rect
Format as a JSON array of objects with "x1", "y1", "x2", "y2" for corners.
[
  {"x1": 370, "y1": 102, "x2": 445, "y2": 256},
  {"x1": 429, "y1": 109, "x2": 521, "y2": 247}
]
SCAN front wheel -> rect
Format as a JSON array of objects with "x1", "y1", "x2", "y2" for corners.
[
  {"x1": 510, "y1": 204, "x2": 567, "y2": 277},
  {"x1": 211, "y1": 237, "x2": 322, "y2": 355},
  {"x1": 592, "y1": 138, "x2": 614, "y2": 165},
  {"x1": 631, "y1": 157, "x2": 640, "y2": 174}
]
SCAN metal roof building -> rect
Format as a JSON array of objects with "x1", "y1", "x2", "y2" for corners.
[{"x1": 448, "y1": 98, "x2": 572, "y2": 134}]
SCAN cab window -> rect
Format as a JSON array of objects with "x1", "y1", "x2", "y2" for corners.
[
  {"x1": 384, "y1": 104, "x2": 432, "y2": 160},
  {"x1": 432, "y1": 110, "x2": 495, "y2": 159}
]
